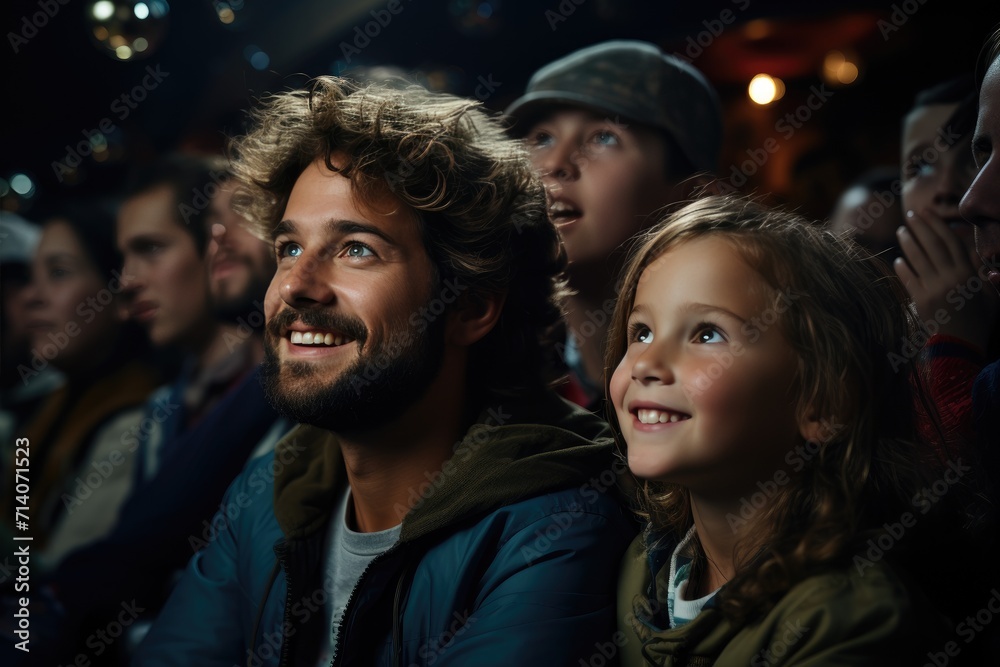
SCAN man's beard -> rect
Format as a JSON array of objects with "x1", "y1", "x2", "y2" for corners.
[{"x1": 260, "y1": 301, "x2": 446, "y2": 434}]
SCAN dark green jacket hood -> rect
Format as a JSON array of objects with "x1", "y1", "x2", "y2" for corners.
[{"x1": 272, "y1": 387, "x2": 622, "y2": 542}]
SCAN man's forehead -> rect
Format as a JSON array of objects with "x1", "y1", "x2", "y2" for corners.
[{"x1": 285, "y1": 158, "x2": 417, "y2": 227}]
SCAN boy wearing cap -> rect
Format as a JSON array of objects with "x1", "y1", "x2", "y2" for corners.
[{"x1": 506, "y1": 39, "x2": 724, "y2": 410}]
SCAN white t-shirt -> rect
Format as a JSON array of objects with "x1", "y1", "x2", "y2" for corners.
[{"x1": 316, "y1": 486, "x2": 401, "y2": 665}]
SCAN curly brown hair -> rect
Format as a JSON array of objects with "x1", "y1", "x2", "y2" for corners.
[
  {"x1": 227, "y1": 75, "x2": 568, "y2": 398},
  {"x1": 605, "y1": 194, "x2": 961, "y2": 622}
]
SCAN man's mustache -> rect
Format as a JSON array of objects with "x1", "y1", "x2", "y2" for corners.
[{"x1": 266, "y1": 308, "x2": 368, "y2": 345}]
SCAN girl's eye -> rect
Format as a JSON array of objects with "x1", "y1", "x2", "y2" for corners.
[
  {"x1": 277, "y1": 242, "x2": 302, "y2": 259},
  {"x1": 694, "y1": 325, "x2": 725, "y2": 344},
  {"x1": 344, "y1": 242, "x2": 374, "y2": 259},
  {"x1": 629, "y1": 323, "x2": 653, "y2": 344},
  {"x1": 592, "y1": 130, "x2": 619, "y2": 146},
  {"x1": 49, "y1": 267, "x2": 70, "y2": 279}
]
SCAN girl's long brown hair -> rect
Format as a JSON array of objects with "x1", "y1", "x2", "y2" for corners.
[{"x1": 606, "y1": 194, "x2": 972, "y2": 622}]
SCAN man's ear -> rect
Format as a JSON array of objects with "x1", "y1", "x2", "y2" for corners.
[{"x1": 447, "y1": 290, "x2": 506, "y2": 346}]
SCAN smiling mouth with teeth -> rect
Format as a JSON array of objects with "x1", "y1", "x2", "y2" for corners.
[
  {"x1": 289, "y1": 331, "x2": 354, "y2": 347},
  {"x1": 636, "y1": 408, "x2": 691, "y2": 425}
]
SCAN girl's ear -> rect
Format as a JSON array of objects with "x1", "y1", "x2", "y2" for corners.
[
  {"x1": 447, "y1": 290, "x2": 506, "y2": 347},
  {"x1": 798, "y1": 410, "x2": 827, "y2": 445}
]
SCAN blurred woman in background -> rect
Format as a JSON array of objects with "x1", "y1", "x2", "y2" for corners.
[{"x1": 1, "y1": 202, "x2": 160, "y2": 569}]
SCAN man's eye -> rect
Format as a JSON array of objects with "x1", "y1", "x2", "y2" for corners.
[
  {"x1": 344, "y1": 243, "x2": 374, "y2": 258},
  {"x1": 277, "y1": 242, "x2": 302, "y2": 258}
]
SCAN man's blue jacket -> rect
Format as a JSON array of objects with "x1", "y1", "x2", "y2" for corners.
[{"x1": 135, "y1": 389, "x2": 640, "y2": 666}]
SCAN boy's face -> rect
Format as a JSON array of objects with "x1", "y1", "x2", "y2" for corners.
[
  {"x1": 901, "y1": 103, "x2": 978, "y2": 248},
  {"x1": 525, "y1": 108, "x2": 685, "y2": 272}
]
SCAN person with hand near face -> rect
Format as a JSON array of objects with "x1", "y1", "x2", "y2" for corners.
[
  {"x1": 894, "y1": 58, "x2": 1000, "y2": 459},
  {"x1": 610, "y1": 195, "x2": 980, "y2": 666}
]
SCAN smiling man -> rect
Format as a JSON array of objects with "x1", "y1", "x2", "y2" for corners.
[{"x1": 134, "y1": 77, "x2": 638, "y2": 666}]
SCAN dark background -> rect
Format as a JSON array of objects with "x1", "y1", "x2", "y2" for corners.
[{"x1": 2, "y1": 0, "x2": 997, "y2": 222}]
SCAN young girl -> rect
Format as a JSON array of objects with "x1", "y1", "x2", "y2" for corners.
[{"x1": 607, "y1": 194, "x2": 986, "y2": 666}]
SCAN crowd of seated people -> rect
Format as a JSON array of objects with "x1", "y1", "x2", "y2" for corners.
[{"x1": 0, "y1": 25, "x2": 997, "y2": 667}]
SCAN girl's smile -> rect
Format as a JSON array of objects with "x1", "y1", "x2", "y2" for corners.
[{"x1": 610, "y1": 235, "x2": 806, "y2": 501}]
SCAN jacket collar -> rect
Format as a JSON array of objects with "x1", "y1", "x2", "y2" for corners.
[{"x1": 271, "y1": 387, "x2": 620, "y2": 542}]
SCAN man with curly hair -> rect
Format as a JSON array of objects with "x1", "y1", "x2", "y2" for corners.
[{"x1": 133, "y1": 76, "x2": 638, "y2": 665}]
